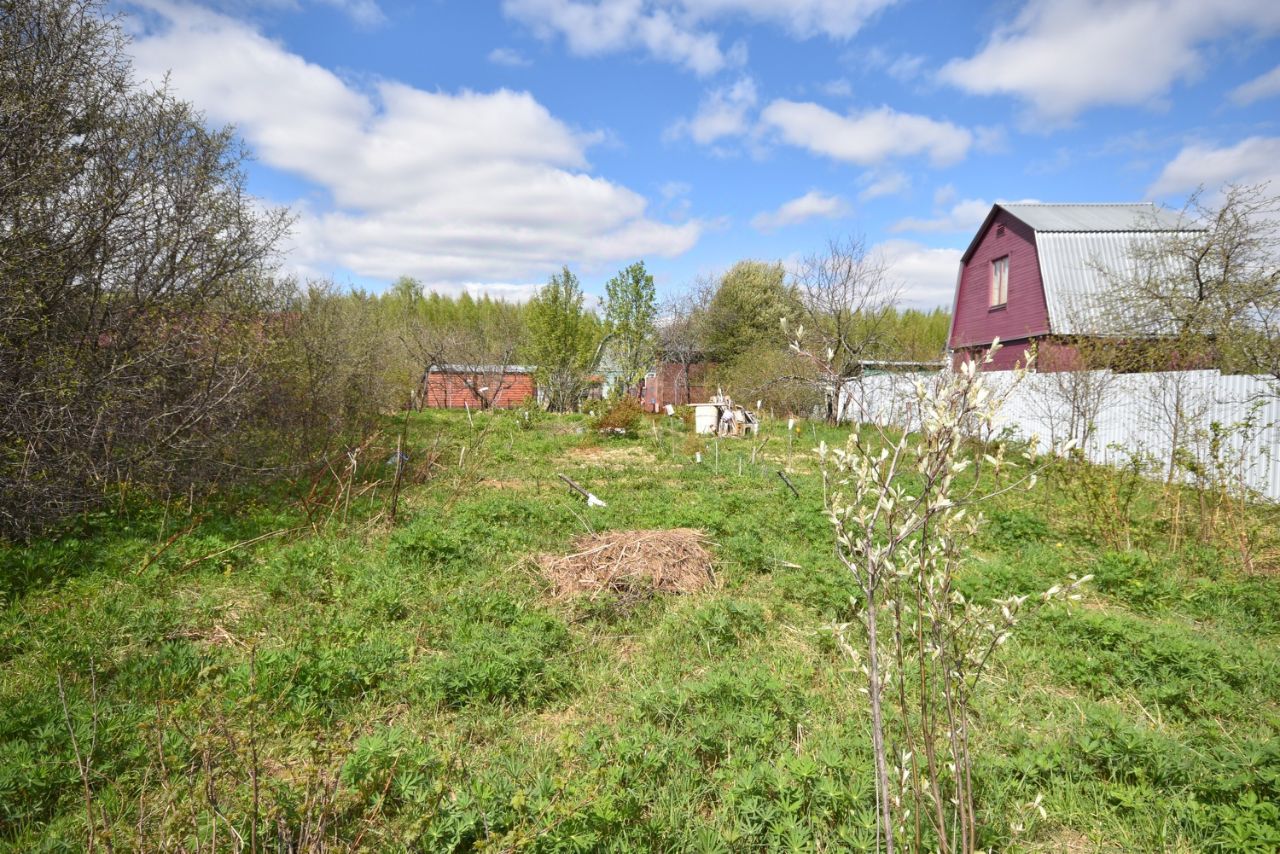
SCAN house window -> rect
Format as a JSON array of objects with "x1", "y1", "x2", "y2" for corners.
[{"x1": 990, "y1": 255, "x2": 1009, "y2": 308}]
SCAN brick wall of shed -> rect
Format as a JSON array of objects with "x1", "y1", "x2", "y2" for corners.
[
  {"x1": 640, "y1": 363, "x2": 712, "y2": 411},
  {"x1": 954, "y1": 338, "x2": 1092, "y2": 373},
  {"x1": 422, "y1": 372, "x2": 535, "y2": 409},
  {"x1": 950, "y1": 210, "x2": 1052, "y2": 360},
  {"x1": 953, "y1": 338, "x2": 1037, "y2": 372}
]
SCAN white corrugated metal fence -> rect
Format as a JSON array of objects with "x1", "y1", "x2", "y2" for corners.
[{"x1": 839, "y1": 370, "x2": 1280, "y2": 501}]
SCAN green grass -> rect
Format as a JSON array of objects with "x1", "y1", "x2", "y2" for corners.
[{"x1": 2, "y1": 410, "x2": 1278, "y2": 851}]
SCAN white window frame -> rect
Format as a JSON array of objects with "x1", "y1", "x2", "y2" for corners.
[{"x1": 990, "y1": 255, "x2": 1009, "y2": 308}]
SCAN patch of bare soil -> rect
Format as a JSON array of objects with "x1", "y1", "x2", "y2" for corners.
[
  {"x1": 1030, "y1": 828, "x2": 1100, "y2": 852},
  {"x1": 537, "y1": 528, "x2": 714, "y2": 598},
  {"x1": 478, "y1": 478, "x2": 530, "y2": 490},
  {"x1": 565, "y1": 444, "x2": 657, "y2": 467}
]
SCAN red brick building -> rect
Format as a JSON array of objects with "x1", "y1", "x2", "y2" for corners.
[
  {"x1": 638, "y1": 362, "x2": 712, "y2": 411},
  {"x1": 421, "y1": 364, "x2": 535, "y2": 409}
]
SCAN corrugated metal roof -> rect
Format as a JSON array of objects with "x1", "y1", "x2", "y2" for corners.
[
  {"x1": 1036, "y1": 230, "x2": 1193, "y2": 335},
  {"x1": 1037, "y1": 232, "x2": 1142, "y2": 335},
  {"x1": 428, "y1": 364, "x2": 535, "y2": 373},
  {"x1": 1002, "y1": 202, "x2": 1187, "y2": 232}
]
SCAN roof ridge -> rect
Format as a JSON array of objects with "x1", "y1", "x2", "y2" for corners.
[{"x1": 1002, "y1": 201, "x2": 1153, "y2": 207}]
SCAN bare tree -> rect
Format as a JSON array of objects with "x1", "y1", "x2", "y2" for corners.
[
  {"x1": 1031, "y1": 340, "x2": 1118, "y2": 452},
  {"x1": 1098, "y1": 183, "x2": 1280, "y2": 378},
  {"x1": 402, "y1": 296, "x2": 526, "y2": 410},
  {"x1": 262, "y1": 282, "x2": 399, "y2": 461},
  {"x1": 787, "y1": 236, "x2": 901, "y2": 422},
  {"x1": 658, "y1": 278, "x2": 712, "y2": 405},
  {"x1": 444, "y1": 309, "x2": 526, "y2": 410}
]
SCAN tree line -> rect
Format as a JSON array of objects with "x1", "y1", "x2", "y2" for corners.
[
  {"x1": 1, "y1": 0, "x2": 950, "y2": 537},
  {"x1": 390, "y1": 257, "x2": 950, "y2": 415}
]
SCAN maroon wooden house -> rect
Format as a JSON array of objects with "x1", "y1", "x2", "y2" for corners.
[{"x1": 948, "y1": 203, "x2": 1194, "y2": 370}]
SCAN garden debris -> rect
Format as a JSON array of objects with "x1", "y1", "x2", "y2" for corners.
[
  {"x1": 538, "y1": 528, "x2": 714, "y2": 598},
  {"x1": 557, "y1": 473, "x2": 607, "y2": 507}
]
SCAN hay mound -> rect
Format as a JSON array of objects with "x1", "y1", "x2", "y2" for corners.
[{"x1": 538, "y1": 529, "x2": 714, "y2": 598}]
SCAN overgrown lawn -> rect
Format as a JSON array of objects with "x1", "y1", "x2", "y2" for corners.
[{"x1": 2, "y1": 410, "x2": 1278, "y2": 851}]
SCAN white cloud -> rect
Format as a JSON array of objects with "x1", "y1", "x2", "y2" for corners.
[
  {"x1": 314, "y1": 0, "x2": 384, "y2": 27},
  {"x1": 126, "y1": 1, "x2": 700, "y2": 290},
  {"x1": 661, "y1": 181, "x2": 692, "y2": 199},
  {"x1": 933, "y1": 183, "x2": 957, "y2": 207},
  {"x1": 502, "y1": 0, "x2": 900, "y2": 74},
  {"x1": 760, "y1": 100, "x2": 973, "y2": 166},
  {"x1": 860, "y1": 47, "x2": 926, "y2": 83},
  {"x1": 666, "y1": 77, "x2": 757, "y2": 144},
  {"x1": 1148, "y1": 136, "x2": 1280, "y2": 198},
  {"x1": 501, "y1": 0, "x2": 729, "y2": 75},
  {"x1": 818, "y1": 77, "x2": 852, "y2": 97},
  {"x1": 875, "y1": 239, "x2": 961, "y2": 308},
  {"x1": 857, "y1": 170, "x2": 909, "y2": 200},
  {"x1": 681, "y1": 0, "x2": 901, "y2": 38},
  {"x1": 460, "y1": 282, "x2": 545, "y2": 302},
  {"x1": 891, "y1": 198, "x2": 991, "y2": 234},
  {"x1": 940, "y1": 0, "x2": 1280, "y2": 122},
  {"x1": 750, "y1": 190, "x2": 849, "y2": 231},
  {"x1": 488, "y1": 46, "x2": 532, "y2": 67},
  {"x1": 1230, "y1": 64, "x2": 1280, "y2": 105}
]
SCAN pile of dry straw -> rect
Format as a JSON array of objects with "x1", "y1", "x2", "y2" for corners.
[{"x1": 537, "y1": 528, "x2": 715, "y2": 598}]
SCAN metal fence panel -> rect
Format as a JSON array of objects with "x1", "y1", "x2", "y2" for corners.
[{"x1": 839, "y1": 370, "x2": 1280, "y2": 500}]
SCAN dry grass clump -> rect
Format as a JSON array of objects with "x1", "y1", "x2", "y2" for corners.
[{"x1": 538, "y1": 528, "x2": 715, "y2": 599}]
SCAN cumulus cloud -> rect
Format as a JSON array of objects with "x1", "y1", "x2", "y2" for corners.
[
  {"x1": 126, "y1": 1, "x2": 699, "y2": 290},
  {"x1": 1230, "y1": 64, "x2": 1280, "y2": 105},
  {"x1": 666, "y1": 77, "x2": 757, "y2": 144},
  {"x1": 314, "y1": 0, "x2": 385, "y2": 27},
  {"x1": 488, "y1": 46, "x2": 532, "y2": 66},
  {"x1": 876, "y1": 239, "x2": 962, "y2": 308},
  {"x1": 750, "y1": 190, "x2": 849, "y2": 231},
  {"x1": 760, "y1": 100, "x2": 973, "y2": 166},
  {"x1": 891, "y1": 198, "x2": 991, "y2": 234},
  {"x1": 501, "y1": 0, "x2": 729, "y2": 75},
  {"x1": 857, "y1": 170, "x2": 909, "y2": 200},
  {"x1": 502, "y1": 0, "x2": 900, "y2": 74},
  {"x1": 940, "y1": 0, "x2": 1280, "y2": 122},
  {"x1": 1147, "y1": 136, "x2": 1280, "y2": 198},
  {"x1": 818, "y1": 78, "x2": 852, "y2": 97}
]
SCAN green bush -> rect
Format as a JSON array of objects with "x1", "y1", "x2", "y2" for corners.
[{"x1": 591, "y1": 395, "x2": 644, "y2": 436}]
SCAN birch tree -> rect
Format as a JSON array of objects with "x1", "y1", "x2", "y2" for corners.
[{"x1": 604, "y1": 261, "x2": 659, "y2": 397}]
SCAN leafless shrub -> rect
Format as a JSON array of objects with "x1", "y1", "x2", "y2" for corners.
[{"x1": 1, "y1": 0, "x2": 291, "y2": 535}]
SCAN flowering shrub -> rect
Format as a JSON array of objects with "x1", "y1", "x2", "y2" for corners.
[{"x1": 817, "y1": 342, "x2": 1088, "y2": 853}]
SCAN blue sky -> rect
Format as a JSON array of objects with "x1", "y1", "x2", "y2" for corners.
[{"x1": 122, "y1": 0, "x2": 1280, "y2": 308}]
